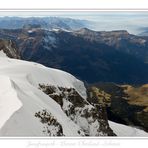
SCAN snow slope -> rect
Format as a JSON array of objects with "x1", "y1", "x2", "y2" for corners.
[
  {"x1": 109, "y1": 121, "x2": 148, "y2": 137},
  {"x1": 0, "y1": 50, "x2": 7, "y2": 57},
  {"x1": 0, "y1": 75, "x2": 22, "y2": 129},
  {"x1": 0, "y1": 57, "x2": 87, "y2": 136}
]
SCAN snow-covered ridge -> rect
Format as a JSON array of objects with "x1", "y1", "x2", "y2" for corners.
[
  {"x1": 0, "y1": 75, "x2": 22, "y2": 129},
  {"x1": 109, "y1": 121, "x2": 148, "y2": 137},
  {"x1": 0, "y1": 57, "x2": 87, "y2": 98},
  {"x1": 0, "y1": 56, "x2": 114, "y2": 136},
  {"x1": 0, "y1": 57, "x2": 87, "y2": 136}
]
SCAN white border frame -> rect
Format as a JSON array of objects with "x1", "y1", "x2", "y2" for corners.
[{"x1": 0, "y1": 8, "x2": 148, "y2": 148}]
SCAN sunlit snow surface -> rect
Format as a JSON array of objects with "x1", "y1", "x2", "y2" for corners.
[
  {"x1": 109, "y1": 121, "x2": 148, "y2": 137},
  {"x1": 0, "y1": 50, "x2": 7, "y2": 57},
  {"x1": 0, "y1": 57, "x2": 86, "y2": 136}
]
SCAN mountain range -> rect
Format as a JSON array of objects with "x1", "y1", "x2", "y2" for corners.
[
  {"x1": 0, "y1": 26, "x2": 148, "y2": 84},
  {"x1": 0, "y1": 17, "x2": 92, "y2": 30}
]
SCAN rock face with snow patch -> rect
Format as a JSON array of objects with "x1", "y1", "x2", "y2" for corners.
[
  {"x1": 0, "y1": 39, "x2": 20, "y2": 59},
  {"x1": 35, "y1": 109, "x2": 64, "y2": 136},
  {"x1": 38, "y1": 84, "x2": 115, "y2": 136}
]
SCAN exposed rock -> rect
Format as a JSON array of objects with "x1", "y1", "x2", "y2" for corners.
[
  {"x1": 93, "y1": 82, "x2": 148, "y2": 132},
  {"x1": 39, "y1": 84, "x2": 116, "y2": 136},
  {"x1": 0, "y1": 39, "x2": 20, "y2": 59},
  {"x1": 35, "y1": 109, "x2": 64, "y2": 136}
]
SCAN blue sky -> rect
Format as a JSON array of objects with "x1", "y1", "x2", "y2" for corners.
[{"x1": 0, "y1": 11, "x2": 148, "y2": 34}]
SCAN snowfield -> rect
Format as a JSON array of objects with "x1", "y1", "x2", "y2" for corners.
[
  {"x1": 0, "y1": 75, "x2": 22, "y2": 129},
  {"x1": 0, "y1": 53, "x2": 148, "y2": 136},
  {"x1": 0, "y1": 56, "x2": 86, "y2": 136},
  {"x1": 109, "y1": 121, "x2": 148, "y2": 137}
]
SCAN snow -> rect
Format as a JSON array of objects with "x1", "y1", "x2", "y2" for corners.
[
  {"x1": 0, "y1": 50, "x2": 7, "y2": 57},
  {"x1": 0, "y1": 58, "x2": 86, "y2": 99},
  {"x1": 62, "y1": 99, "x2": 73, "y2": 111},
  {"x1": 0, "y1": 57, "x2": 87, "y2": 136},
  {"x1": 109, "y1": 121, "x2": 148, "y2": 137},
  {"x1": 28, "y1": 30, "x2": 33, "y2": 33},
  {"x1": 0, "y1": 75, "x2": 22, "y2": 129},
  {"x1": 89, "y1": 120, "x2": 100, "y2": 136},
  {"x1": 52, "y1": 28, "x2": 72, "y2": 33},
  {"x1": 77, "y1": 116, "x2": 89, "y2": 132},
  {"x1": 52, "y1": 28, "x2": 60, "y2": 32},
  {"x1": 72, "y1": 105, "x2": 103, "y2": 136}
]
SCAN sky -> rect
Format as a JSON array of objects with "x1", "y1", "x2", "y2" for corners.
[{"x1": 0, "y1": 11, "x2": 148, "y2": 34}]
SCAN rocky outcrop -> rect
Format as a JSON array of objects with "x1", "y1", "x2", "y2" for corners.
[
  {"x1": 39, "y1": 84, "x2": 116, "y2": 136},
  {"x1": 93, "y1": 83, "x2": 148, "y2": 132},
  {"x1": 0, "y1": 39, "x2": 20, "y2": 59},
  {"x1": 35, "y1": 109, "x2": 64, "y2": 136}
]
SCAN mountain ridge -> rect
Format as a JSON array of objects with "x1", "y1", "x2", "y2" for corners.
[{"x1": 0, "y1": 27, "x2": 148, "y2": 84}]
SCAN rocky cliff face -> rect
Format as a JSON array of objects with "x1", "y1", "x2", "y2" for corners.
[
  {"x1": 93, "y1": 83, "x2": 148, "y2": 133},
  {"x1": 74, "y1": 28, "x2": 148, "y2": 62},
  {"x1": 0, "y1": 39, "x2": 20, "y2": 59},
  {"x1": 38, "y1": 84, "x2": 116, "y2": 136}
]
